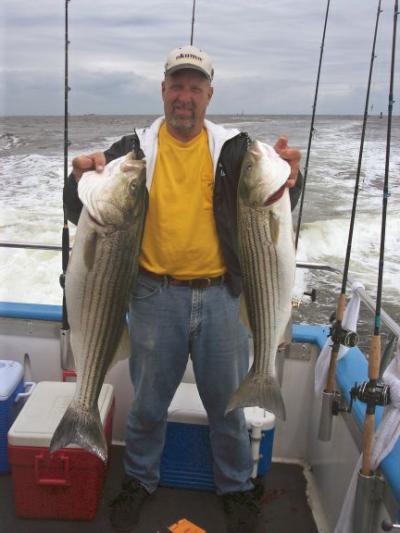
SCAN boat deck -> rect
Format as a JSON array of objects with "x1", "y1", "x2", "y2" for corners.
[{"x1": 0, "y1": 445, "x2": 318, "y2": 533}]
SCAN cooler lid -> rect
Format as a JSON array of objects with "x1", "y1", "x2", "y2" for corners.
[
  {"x1": 168, "y1": 383, "x2": 208, "y2": 425},
  {"x1": 168, "y1": 383, "x2": 275, "y2": 430},
  {"x1": 8, "y1": 381, "x2": 114, "y2": 447},
  {"x1": 0, "y1": 360, "x2": 23, "y2": 400}
]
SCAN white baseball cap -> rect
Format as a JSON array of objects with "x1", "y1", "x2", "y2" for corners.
[{"x1": 164, "y1": 45, "x2": 214, "y2": 81}]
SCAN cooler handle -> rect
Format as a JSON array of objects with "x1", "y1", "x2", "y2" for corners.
[
  {"x1": 34, "y1": 453, "x2": 70, "y2": 486},
  {"x1": 14, "y1": 381, "x2": 36, "y2": 402}
]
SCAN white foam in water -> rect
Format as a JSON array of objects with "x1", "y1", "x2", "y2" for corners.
[
  {"x1": 0, "y1": 248, "x2": 63, "y2": 303},
  {"x1": 0, "y1": 147, "x2": 75, "y2": 304},
  {"x1": 0, "y1": 133, "x2": 22, "y2": 151},
  {"x1": 297, "y1": 212, "x2": 400, "y2": 305}
]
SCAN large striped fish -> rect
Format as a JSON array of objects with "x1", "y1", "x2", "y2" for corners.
[
  {"x1": 226, "y1": 140, "x2": 295, "y2": 420},
  {"x1": 49, "y1": 152, "x2": 147, "y2": 461}
]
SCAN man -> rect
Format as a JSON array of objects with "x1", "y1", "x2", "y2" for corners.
[{"x1": 64, "y1": 45, "x2": 302, "y2": 533}]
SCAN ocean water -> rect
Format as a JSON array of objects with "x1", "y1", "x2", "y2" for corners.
[{"x1": 0, "y1": 114, "x2": 399, "y2": 343}]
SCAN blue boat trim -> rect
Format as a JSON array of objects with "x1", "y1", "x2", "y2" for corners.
[
  {"x1": 0, "y1": 302, "x2": 62, "y2": 322},
  {"x1": 0, "y1": 303, "x2": 399, "y2": 502}
]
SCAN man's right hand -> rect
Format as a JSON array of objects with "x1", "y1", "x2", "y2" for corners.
[{"x1": 72, "y1": 152, "x2": 106, "y2": 182}]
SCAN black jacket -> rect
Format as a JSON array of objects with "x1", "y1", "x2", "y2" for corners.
[{"x1": 63, "y1": 130, "x2": 302, "y2": 296}]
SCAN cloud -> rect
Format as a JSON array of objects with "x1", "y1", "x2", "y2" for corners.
[
  {"x1": 1, "y1": 0, "x2": 398, "y2": 115},
  {"x1": 70, "y1": 70, "x2": 162, "y2": 115}
]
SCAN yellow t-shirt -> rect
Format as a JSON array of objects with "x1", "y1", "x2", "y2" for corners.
[{"x1": 139, "y1": 122, "x2": 226, "y2": 279}]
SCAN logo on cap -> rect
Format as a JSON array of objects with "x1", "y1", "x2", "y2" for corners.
[{"x1": 176, "y1": 53, "x2": 203, "y2": 62}]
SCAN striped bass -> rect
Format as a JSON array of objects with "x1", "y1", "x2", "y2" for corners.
[
  {"x1": 49, "y1": 152, "x2": 147, "y2": 461},
  {"x1": 226, "y1": 140, "x2": 295, "y2": 420}
]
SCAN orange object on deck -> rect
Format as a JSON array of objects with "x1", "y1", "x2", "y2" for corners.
[{"x1": 168, "y1": 517, "x2": 207, "y2": 533}]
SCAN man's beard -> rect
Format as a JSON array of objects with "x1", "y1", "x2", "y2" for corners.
[{"x1": 169, "y1": 105, "x2": 197, "y2": 131}]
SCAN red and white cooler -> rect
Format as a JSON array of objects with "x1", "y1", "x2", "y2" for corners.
[{"x1": 7, "y1": 381, "x2": 115, "y2": 520}]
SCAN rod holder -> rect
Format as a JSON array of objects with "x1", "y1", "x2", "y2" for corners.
[
  {"x1": 381, "y1": 519, "x2": 400, "y2": 530},
  {"x1": 60, "y1": 328, "x2": 75, "y2": 371},
  {"x1": 318, "y1": 390, "x2": 340, "y2": 441},
  {"x1": 250, "y1": 426, "x2": 262, "y2": 479},
  {"x1": 304, "y1": 288, "x2": 317, "y2": 302},
  {"x1": 353, "y1": 471, "x2": 383, "y2": 533}
]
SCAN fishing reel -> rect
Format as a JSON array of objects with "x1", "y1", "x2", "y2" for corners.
[
  {"x1": 330, "y1": 321, "x2": 359, "y2": 348},
  {"x1": 333, "y1": 379, "x2": 390, "y2": 417},
  {"x1": 350, "y1": 379, "x2": 391, "y2": 414}
]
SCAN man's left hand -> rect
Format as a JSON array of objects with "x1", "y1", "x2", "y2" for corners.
[{"x1": 274, "y1": 136, "x2": 301, "y2": 188}]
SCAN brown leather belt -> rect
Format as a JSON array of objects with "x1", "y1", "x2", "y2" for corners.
[{"x1": 139, "y1": 266, "x2": 226, "y2": 289}]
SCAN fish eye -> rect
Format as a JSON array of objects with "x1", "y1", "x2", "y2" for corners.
[
  {"x1": 246, "y1": 163, "x2": 253, "y2": 171},
  {"x1": 130, "y1": 181, "x2": 137, "y2": 191}
]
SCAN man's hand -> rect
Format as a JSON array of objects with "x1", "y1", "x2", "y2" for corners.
[
  {"x1": 274, "y1": 136, "x2": 301, "y2": 188},
  {"x1": 71, "y1": 152, "x2": 106, "y2": 182}
]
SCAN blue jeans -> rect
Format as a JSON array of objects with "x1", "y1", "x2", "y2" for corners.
[{"x1": 124, "y1": 272, "x2": 253, "y2": 495}]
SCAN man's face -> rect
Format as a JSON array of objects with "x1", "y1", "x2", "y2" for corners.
[{"x1": 162, "y1": 69, "x2": 213, "y2": 135}]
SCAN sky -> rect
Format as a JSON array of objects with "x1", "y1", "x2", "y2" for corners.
[{"x1": 1, "y1": 0, "x2": 399, "y2": 116}]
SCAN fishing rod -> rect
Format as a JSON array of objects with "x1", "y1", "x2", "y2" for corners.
[
  {"x1": 190, "y1": 0, "x2": 196, "y2": 45},
  {"x1": 356, "y1": 0, "x2": 397, "y2": 480},
  {"x1": 61, "y1": 0, "x2": 71, "y2": 326},
  {"x1": 323, "y1": 0, "x2": 383, "y2": 401},
  {"x1": 350, "y1": 5, "x2": 398, "y2": 531},
  {"x1": 294, "y1": 0, "x2": 331, "y2": 249},
  {"x1": 60, "y1": 0, "x2": 73, "y2": 372}
]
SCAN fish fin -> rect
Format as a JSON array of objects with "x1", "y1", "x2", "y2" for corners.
[
  {"x1": 83, "y1": 230, "x2": 98, "y2": 271},
  {"x1": 109, "y1": 322, "x2": 131, "y2": 368},
  {"x1": 239, "y1": 293, "x2": 251, "y2": 329},
  {"x1": 49, "y1": 401, "x2": 108, "y2": 462},
  {"x1": 269, "y1": 210, "x2": 280, "y2": 244},
  {"x1": 225, "y1": 371, "x2": 286, "y2": 420}
]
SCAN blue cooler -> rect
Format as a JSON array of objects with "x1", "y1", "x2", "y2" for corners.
[
  {"x1": 160, "y1": 382, "x2": 276, "y2": 491},
  {"x1": 0, "y1": 360, "x2": 34, "y2": 473}
]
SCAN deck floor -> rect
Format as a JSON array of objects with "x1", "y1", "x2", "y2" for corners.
[{"x1": 0, "y1": 445, "x2": 319, "y2": 533}]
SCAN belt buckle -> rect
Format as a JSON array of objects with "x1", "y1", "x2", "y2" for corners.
[{"x1": 191, "y1": 277, "x2": 211, "y2": 289}]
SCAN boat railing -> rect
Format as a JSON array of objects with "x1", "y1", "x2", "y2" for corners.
[
  {"x1": 1, "y1": 241, "x2": 399, "y2": 339},
  {"x1": 296, "y1": 261, "x2": 400, "y2": 339},
  {"x1": 0, "y1": 241, "x2": 65, "y2": 252}
]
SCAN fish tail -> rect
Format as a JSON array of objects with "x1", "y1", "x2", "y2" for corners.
[
  {"x1": 49, "y1": 401, "x2": 108, "y2": 462},
  {"x1": 225, "y1": 372, "x2": 286, "y2": 421}
]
